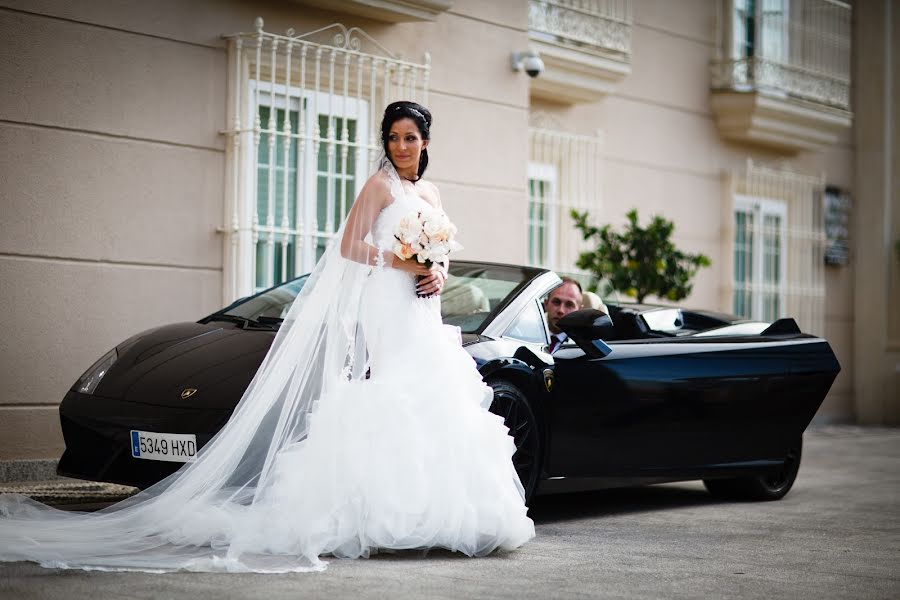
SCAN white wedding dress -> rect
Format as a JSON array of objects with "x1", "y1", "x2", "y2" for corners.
[
  {"x1": 0, "y1": 161, "x2": 535, "y2": 572},
  {"x1": 223, "y1": 184, "x2": 535, "y2": 567}
]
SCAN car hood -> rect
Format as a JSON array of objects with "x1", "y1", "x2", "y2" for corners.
[{"x1": 94, "y1": 321, "x2": 275, "y2": 410}]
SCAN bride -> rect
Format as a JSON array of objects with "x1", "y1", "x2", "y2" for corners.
[{"x1": 0, "y1": 101, "x2": 536, "y2": 573}]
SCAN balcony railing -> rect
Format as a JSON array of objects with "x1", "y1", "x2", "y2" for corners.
[
  {"x1": 527, "y1": 1, "x2": 633, "y2": 103},
  {"x1": 712, "y1": 0, "x2": 851, "y2": 111},
  {"x1": 529, "y1": 0, "x2": 632, "y2": 60}
]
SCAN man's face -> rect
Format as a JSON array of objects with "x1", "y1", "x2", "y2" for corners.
[{"x1": 544, "y1": 282, "x2": 582, "y2": 334}]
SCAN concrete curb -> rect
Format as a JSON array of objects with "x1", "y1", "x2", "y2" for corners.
[
  {"x1": 0, "y1": 459, "x2": 62, "y2": 483},
  {"x1": 0, "y1": 479, "x2": 138, "y2": 507},
  {"x1": 0, "y1": 459, "x2": 138, "y2": 507}
]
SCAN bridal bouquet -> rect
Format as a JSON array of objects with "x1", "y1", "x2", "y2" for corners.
[{"x1": 393, "y1": 208, "x2": 463, "y2": 297}]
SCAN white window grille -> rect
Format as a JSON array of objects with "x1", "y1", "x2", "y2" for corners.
[
  {"x1": 527, "y1": 162, "x2": 558, "y2": 268},
  {"x1": 222, "y1": 19, "x2": 431, "y2": 301},
  {"x1": 528, "y1": 115, "x2": 603, "y2": 274},
  {"x1": 733, "y1": 195, "x2": 788, "y2": 322},
  {"x1": 724, "y1": 160, "x2": 826, "y2": 335},
  {"x1": 713, "y1": 0, "x2": 851, "y2": 110}
]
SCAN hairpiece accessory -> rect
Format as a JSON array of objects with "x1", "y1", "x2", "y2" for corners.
[{"x1": 394, "y1": 105, "x2": 425, "y2": 121}]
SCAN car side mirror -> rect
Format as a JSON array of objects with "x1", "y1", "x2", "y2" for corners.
[{"x1": 557, "y1": 309, "x2": 614, "y2": 359}]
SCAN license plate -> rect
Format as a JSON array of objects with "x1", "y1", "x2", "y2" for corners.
[{"x1": 130, "y1": 430, "x2": 197, "y2": 463}]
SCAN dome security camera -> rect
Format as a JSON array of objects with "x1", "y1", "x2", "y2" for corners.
[{"x1": 511, "y1": 50, "x2": 545, "y2": 78}]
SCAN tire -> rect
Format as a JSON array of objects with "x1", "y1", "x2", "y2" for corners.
[
  {"x1": 488, "y1": 379, "x2": 542, "y2": 503},
  {"x1": 703, "y1": 439, "x2": 803, "y2": 501}
]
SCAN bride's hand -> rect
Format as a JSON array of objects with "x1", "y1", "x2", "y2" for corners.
[
  {"x1": 416, "y1": 266, "x2": 447, "y2": 296},
  {"x1": 394, "y1": 257, "x2": 433, "y2": 277}
]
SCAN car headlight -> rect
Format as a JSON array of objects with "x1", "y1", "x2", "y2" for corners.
[{"x1": 75, "y1": 348, "x2": 118, "y2": 395}]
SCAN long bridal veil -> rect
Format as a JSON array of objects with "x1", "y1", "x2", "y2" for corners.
[{"x1": 0, "y1": 158, "x2": 413, "y2": 573}]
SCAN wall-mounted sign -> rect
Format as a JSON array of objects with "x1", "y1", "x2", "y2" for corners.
[{"x1": 824, "y1": 186, "x2": 851, "y2": 267}]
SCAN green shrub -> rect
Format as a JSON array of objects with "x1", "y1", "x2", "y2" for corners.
[{"x1": 571, "y1": 209, "x2": 711, "y2": 304}]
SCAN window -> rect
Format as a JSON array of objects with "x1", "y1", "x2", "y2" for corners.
[
  {"x1": 504, "y1": 300, "x2": 548, "y2": 345},
  {"x1": 759, "y1": 0, "x2": 788, "y2": 62},
  {"x1": 440, "y1": 263, "x2": 538, "y2": 333},
  {"x1": 251, "y1": 84, "x2": 369, "y2": 292},
  {"x1": 527, "y1": 121, "x2": 603, "y2": 273},
  {"x1": 222, "y1": 23, "x2": 431, "y2": 303},
  {"x1": 732, "y1": 0, "x2": 756, "y2": 59},
  {"x1": 731, "y1": 0, "x2": 789, "y2": 62},
  {"x1": 527, "y1": 162, "x2": 558, "y2": 268},
  {"x1": 727, "y1": 160, "x2": 825, "y2": 335},
  {"x1": 733, "y1": 196, "x2": 787, "y2": 322}
]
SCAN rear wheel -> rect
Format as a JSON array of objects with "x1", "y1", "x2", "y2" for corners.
[
  {"x1": 488, "y1": 380, "x2": 542, "y2": 503},
  {"x1": 703, "y1": 439, "x2": 803, "y2": 501}
]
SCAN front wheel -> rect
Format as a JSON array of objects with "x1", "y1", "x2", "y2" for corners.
[
  {"x1": 703, "y1": 439, "x2": 803, "y2": 501},
  {"x1": 488, "y1": 379, "x2": 542, "y2": 503}
]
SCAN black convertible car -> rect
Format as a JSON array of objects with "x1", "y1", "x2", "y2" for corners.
[{"x1": 59, "y1": 261, "x2": 840, "y2": 503}]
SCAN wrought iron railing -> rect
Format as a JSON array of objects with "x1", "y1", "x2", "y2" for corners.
[
  {"x1": 528, "y1": 0, "x2": 632, "y2": 60},
  {"x1": 712, "y1": 0, "x2": 851, "y2": 110},
  {"x1": 726, "y1": 159, "x2": 826, "y2": 336},
  {"x1": 221, "y1": 19, "x2": 430, "y2": 301},
  {"x1": 528, "y1": 113, "x2": 604, "y2": 274}
]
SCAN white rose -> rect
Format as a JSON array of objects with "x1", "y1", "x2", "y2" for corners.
[
  {"x1": 423, "y1": 219, "x2": 442, "y2": 238},
  {"x1": 398, "y1": 213, "x2": 424, "y2": 242}
]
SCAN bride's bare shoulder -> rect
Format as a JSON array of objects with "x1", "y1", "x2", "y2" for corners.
[
  {"x1": 359, "y1": 171, "x2": 393, "y2": 206},
  {"x1": 364, "y1": 169, "x2": 392, "y2": 190}
]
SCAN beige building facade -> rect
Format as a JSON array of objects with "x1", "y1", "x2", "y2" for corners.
[{"x1": 0, "y1": 0, "x2": 896, "y2": 464}]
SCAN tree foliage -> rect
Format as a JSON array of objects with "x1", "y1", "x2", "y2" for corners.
[{"x1": 571, "y1": 209, "x2": 711, "y2": 304}]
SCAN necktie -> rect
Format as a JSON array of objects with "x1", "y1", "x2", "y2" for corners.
[{"x1": 548, "y1": 335, "x2": 561, "y2": 354}]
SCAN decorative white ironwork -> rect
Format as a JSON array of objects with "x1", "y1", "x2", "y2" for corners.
[
  {"x1": 724, "y1": 159, "x2": 826, "y2": 336},
  {"x1": 528, "y1": 115, "x2": 604, "y2": 275},
  {"x1": 528, "y1": 0, "x2": 632, "y2": 59},
  {"x1": 221, "y1": 19, "x2": 431, "y2": 302},
  {"x1": 712, "y1": 0, "x2": 851, "y2": 110}
]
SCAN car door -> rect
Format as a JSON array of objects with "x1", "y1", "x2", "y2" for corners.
[
  {"x1": 548, "y1": 333, "x2": 828, "y2": 478},
  {"x1": 548, "y1": 340, "x2": 677, "y2": 477}
]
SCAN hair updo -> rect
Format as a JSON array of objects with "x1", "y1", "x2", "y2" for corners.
[{"x1": 380, "y1": 101, "x2": 432, "y2": 181}]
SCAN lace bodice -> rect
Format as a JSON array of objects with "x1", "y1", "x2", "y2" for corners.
[{"x1": 371, "y1": 184, "x2": 436, "y2": 254}]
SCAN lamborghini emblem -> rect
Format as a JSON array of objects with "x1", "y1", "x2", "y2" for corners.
[
  {"x1": 542, "y1": 369, "x2": 554, "y2": 393},
  {"x1": 181, "y1": 388, "x2": 198, "y2": 400}
]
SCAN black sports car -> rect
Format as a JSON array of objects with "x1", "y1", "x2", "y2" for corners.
[{"x1": 58, "y1": 261, "x2": 840, "y2": 503}]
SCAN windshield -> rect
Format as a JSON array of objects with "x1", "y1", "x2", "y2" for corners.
[
  {"x1": 220, "y1": 276, "x2": 310, "y2": 322},
  {"x1": 215, "y1": 262, "x2": 541, "y2": 333},
  {"x1": 440, "y1": 263, "x2": 539, "y2": 333}
]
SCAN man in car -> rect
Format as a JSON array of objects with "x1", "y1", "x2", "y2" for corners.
[{"x1": 544, "y1": 278, "x2": 583, "y2": 354}]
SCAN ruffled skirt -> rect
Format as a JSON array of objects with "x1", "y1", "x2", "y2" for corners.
[{"x1": 231, "y1": 268, "x2": 535, "y2": 567}]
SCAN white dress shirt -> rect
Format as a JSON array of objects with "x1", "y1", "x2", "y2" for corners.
[{"x1": 548, "y1": 332, "x2": 568, "y2": 354}]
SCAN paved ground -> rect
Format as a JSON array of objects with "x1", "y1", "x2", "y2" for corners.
[{"x1": 1, "y1": 426, "x2": 898, "y2": 600}]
